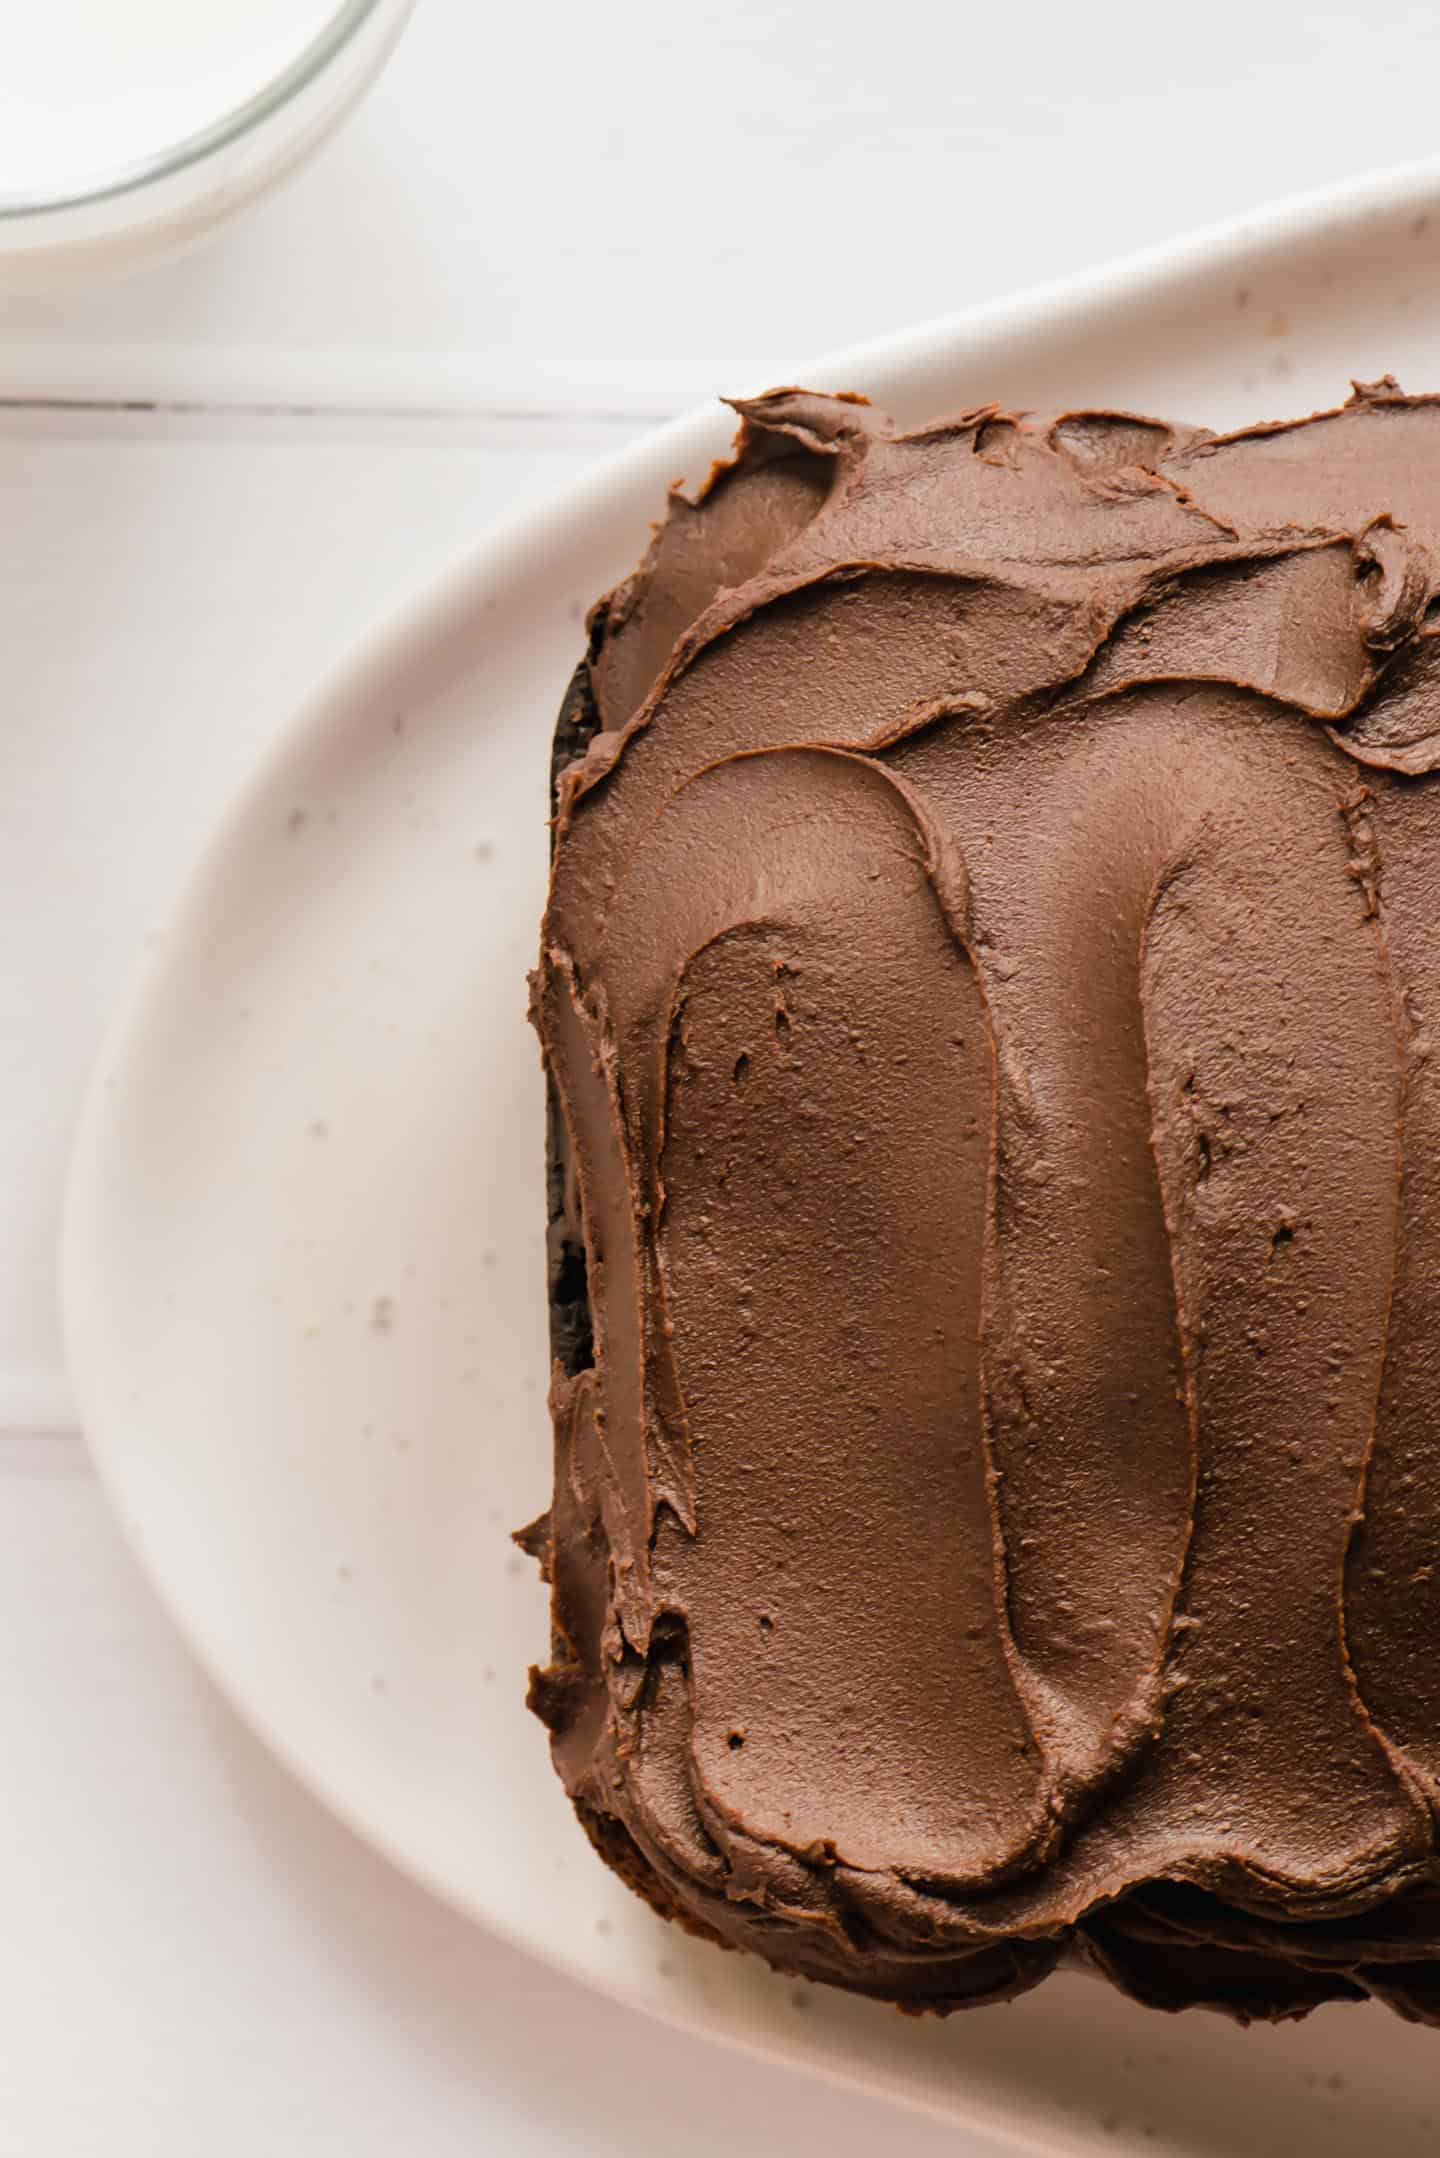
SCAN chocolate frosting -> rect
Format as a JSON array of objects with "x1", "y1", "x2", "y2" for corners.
[{"x1": 522, "y1": 378, "x2": 1440, "y2": 2023}]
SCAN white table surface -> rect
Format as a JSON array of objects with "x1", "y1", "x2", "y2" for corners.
[{"x1": 11, "y1": 3, "x2": 1440, "y2": 2151}]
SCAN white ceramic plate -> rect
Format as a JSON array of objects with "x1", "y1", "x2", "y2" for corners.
[{"x1": 64, "y1": 162, "x2": 1440, "y2": 2156}]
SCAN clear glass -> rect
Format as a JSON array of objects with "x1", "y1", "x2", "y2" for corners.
[{"x1": 0, "y1": 0, "x2": 415, "y2": 280}]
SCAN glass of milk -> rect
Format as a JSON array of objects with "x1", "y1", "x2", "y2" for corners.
[{"x1": 0, "y1": 0, "x2": 415, "y2": 281}]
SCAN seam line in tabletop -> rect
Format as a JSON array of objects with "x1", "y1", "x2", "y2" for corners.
[
  {"x1": 0, "y1": 1430, "x2": 92, "y2": 1480},
  {"x1": 0, "y1": 395, "x2": 671, "y2": 451},
  {"x1": 0, "y1": 1372, "x2": 79, "y2": 1435},
  {"x1": 0, "y1": 394, "x2": 672, "y2": 426}
]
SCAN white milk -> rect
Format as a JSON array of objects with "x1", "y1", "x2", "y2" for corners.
[{"x1": 0, "y1": 0, "x2": 344, "y2": 202}]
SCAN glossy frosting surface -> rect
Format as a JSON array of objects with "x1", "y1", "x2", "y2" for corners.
[{"x1": 524, "y1": 380, "x2": 1440, "y2": 2021}]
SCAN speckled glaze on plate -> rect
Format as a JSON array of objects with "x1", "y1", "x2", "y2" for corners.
[{"x1": 63, "y1": 162, "x2": 1440, "y2": 2156}]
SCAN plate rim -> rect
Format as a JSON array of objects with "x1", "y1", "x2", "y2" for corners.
[{"x1": 59, "y1": 150, "x2": 1440, "y2": 2152}]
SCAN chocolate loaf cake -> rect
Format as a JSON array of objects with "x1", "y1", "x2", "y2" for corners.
[{"x1": 522, "y1": 379, "x2": 1440, "y2": 2023}]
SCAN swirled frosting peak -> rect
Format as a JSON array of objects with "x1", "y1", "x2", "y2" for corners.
[{"x1": 522, "y1": 379, "x2": 1440, "y2": 2022}]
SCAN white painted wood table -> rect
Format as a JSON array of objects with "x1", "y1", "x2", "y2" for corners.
[{"x1": 9, "y1": 3, "x2": 1440, "y2": 2150}]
